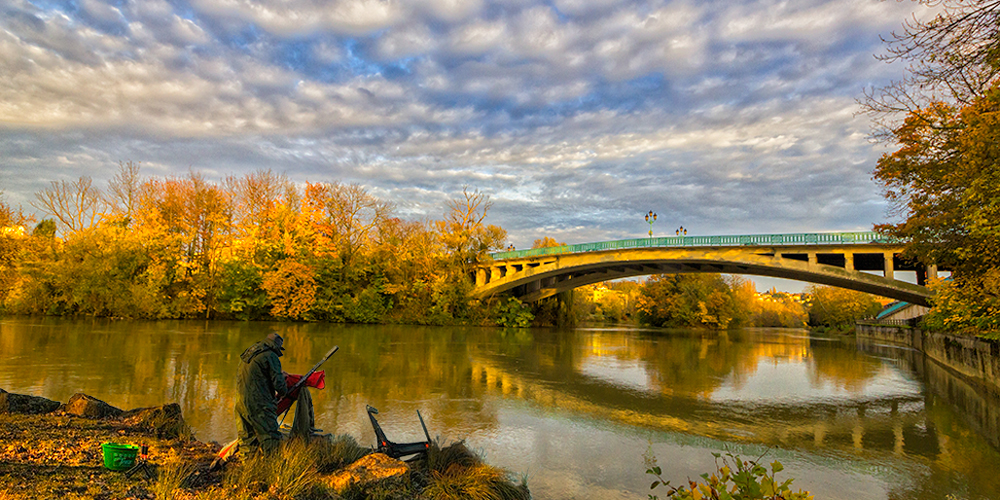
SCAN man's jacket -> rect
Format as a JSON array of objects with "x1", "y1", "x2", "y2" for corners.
[{"x1": 236, "y1": 337, "x2": 288, "y2": 415}]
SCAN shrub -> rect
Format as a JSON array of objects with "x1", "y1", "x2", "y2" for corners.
[{"x1": 645, "y1": 449, "x2": 812, "y2": 500}]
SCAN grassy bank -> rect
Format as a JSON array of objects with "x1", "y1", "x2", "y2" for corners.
[{"x1": 0, "y1": 399, "x2": 528, "y2": 500}]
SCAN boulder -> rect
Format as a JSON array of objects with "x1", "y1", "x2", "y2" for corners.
[
  {"x1": 0, "y1": 389, "x2": 61, "y2": 415},
  {"x1": 120, "y1": 403, "x2": 191, "y2": 439},
  {"x1": 322, "y1": 453, "x2": 409, "y2": 493},
  {"x1": 59, "y1": 393, "x2": 123, "y2": 419}
]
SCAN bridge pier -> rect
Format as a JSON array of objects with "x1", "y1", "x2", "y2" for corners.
[
  {"x1": 884, "y1": 252, "x2": 895, "y2": 280},
  {"x1": 845, "y1": 253, "x2": 854, "y2": 272}
]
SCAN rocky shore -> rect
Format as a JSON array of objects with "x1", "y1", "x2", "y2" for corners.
[{"x1": 0, "y1": 390, "x2": 530, "y2": 500}]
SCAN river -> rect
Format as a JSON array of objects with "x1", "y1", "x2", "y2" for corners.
[{"x1": 1, "y1": 318, "x2": 999, "y2": 499}]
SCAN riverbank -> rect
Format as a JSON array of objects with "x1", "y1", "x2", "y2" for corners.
[
  {"x1": 0, "y1": 391, "x2": 530, "y2": 500},
  {"x1": 855, "y1": 322, "x2": 1000, "y2": 391}
]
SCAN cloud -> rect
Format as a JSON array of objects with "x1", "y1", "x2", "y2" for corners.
[{"x1": 0, "y1": 0, "x2": 933, "y2": 260}]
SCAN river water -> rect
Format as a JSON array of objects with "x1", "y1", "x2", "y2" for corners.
[{"x1": 2, "y1": 318, "x2": 999, "y2": 500}]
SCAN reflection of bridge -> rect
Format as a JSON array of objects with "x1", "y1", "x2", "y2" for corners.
[
  {"x1": 473, "y1": 232, "x2": 937, "y2": 305},
  {"x1": 468, "y1": 353, "x2": 945, "y2": 459}
]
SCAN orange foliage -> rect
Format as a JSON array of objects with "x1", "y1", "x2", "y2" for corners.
[{"x1": 262, "y1": 259, "x2": 317, "y2": 320}]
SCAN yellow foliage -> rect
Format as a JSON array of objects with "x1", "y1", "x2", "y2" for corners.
[{"x1": 262, "y1": 259, "x2": 317, "y2": 320}]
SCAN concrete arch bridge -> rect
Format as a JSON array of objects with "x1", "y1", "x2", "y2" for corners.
[{"x1": 472, "y1": 232, "x2": 938, "y2": 306}]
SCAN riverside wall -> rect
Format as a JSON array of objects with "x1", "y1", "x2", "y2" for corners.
[
  {"x1": 856, "y1": 323, "x2": 1000, "y2": 390},
  {"x1": 856, "y1": 323, "x2": 1000, "y2": 449}
]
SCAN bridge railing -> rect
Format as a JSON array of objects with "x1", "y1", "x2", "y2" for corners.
[{"x1": 490, "y1": 231, "x2": 893, "y2": 260}]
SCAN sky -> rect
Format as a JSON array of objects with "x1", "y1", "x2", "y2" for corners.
[{"x1": 0, "y1": 0, "x2": 934, "y2": 291}]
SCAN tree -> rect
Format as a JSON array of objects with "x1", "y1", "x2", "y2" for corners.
[
  {"x1": 873, "y1": 85, "x2": 1000, "y2": 276},
  {"x1": 868, "y1": 3, "x2": 1000, "y2": 335},
  {"x1": 637, "y1": 274, "x2": 740, "y2": 329},
  {"x1": 436, "y1": 188, "x2": 506, "y2": 277},
  {"x1": 262, "y1": 259, "x2": 317, "y2": 320},
  {"x1": 922, "y1": 270, "x2": 1000, "y2": 336},
  {"x1": 531, "y1": 237, "x2": 565, "y2": 249},
  {"x1": 32, "y1": 176, "x2": 104, "y2": 234},
  {"x1": 0, "y1": 196, "x2": 32, "y2": 307},
  {"x1": 326, "y1": 182, "x2": 394, "y2": 278},
  {"x1": 805, "y1": 285, "x2": 882, "y2": 330},
  {"x1": 862, "y1": 0, "x2": 1000, "y2": 139},
  {"x1": 226, "y1": 169, "x2": 301, "y2": 265},
  {"x1": 106, "y1": 161, "x2": 142, "y2": 222}
]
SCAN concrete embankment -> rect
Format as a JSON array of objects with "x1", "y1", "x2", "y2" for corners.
[
  {"x1": 856, "y1": 323, "x2": 1000, "y2": 390},
  {"x1": 856, "y1": 323, "x2": 1000, "y2": 450}
]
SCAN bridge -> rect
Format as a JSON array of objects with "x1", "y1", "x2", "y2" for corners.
[{"x1": 472, "y1": 232, "x2": 937, "y2": 305}]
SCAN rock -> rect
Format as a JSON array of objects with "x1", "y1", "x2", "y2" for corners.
[
  {"x1": 0, "y1": 389, "x2": 62, "y2": 415},
  {"x1": 59, "y1": 393, "x2": 123, "y2": 419},
  {"x1": 120, "y1": 403, "x2": 191, "y2": 439},
  {"x1": 322, "y1": 453, "x2": 409, "y2": 493}
]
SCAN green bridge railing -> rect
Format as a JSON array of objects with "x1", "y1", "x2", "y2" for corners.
[{"x1": 490, "y1": 231, "x2": 893, "y2": 260}]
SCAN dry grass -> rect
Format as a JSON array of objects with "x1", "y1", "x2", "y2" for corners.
[
  {"x1": 151, "y1": 460, "x2": 195, "y2": 500},
  {"x1": 313, "y1": 434, "x2": 370, "y2": 473},
  {"x1": 219, "y1": 439, "x2": 323, "y2": 499},
  {"x1": 423, "y1": 441, "x2": 530, "y2": 500}
]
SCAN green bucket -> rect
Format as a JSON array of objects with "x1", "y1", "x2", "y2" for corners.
[{"x1": 101, "y1": 442, "x2": 139, "y2": 471}]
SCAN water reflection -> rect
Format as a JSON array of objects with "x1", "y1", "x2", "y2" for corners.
[{"x1": 2, "y1": 319, "x2": 1000, "y2": 499}]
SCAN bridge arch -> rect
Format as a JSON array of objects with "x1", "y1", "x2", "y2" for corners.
[{"x1": 472, "y1": 233, "x2": 936, "y2": 306}]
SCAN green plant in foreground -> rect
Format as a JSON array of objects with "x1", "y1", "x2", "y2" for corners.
[{"x1": 645, "y1": 449, "x2": 813, "y2": 500}]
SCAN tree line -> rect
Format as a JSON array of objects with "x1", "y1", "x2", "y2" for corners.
[
  {"x1": 575, "y1": 275, "x2": 881, "y2": 332},
  {"x1": 0, "y1": 165, "x2": 886, "y2": 329},
  {"x1": 0, "y1": 165, "x2": 509, "y2": 324}
]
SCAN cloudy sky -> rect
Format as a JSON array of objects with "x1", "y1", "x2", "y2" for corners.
[{"x1": 1, "y1": 0, "x2": 931, "y2": 277}]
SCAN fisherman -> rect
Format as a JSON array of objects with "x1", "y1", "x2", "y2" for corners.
[{"x1": 235, "y1": 332, "x2": 287, "y2": 454}]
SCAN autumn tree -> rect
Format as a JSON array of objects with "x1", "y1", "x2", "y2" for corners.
[
  {"x1": 532, "y1": 237, "x2": 565, "y2": 249},
  {"x1": 106, "y1": 161, "x2": 142, "y2": 222},
  {"x1": 262, "y1": 259, "x2": 317, "y2": 320},
  {"x1": 32, "y1": 176, "x2": 104, "y2": 234},
  {"x1": 0, "y1": 196, "x2": 32, "y2": 308},
  {"x1": 131, "y1": 173, "x2": 232, "y2": 317},
  {"x1": 863, "y1": 0, "x2": 1000, "y2": 139},
  {"x1": 637, "y1": 274, "x2": 742, "y2": 329},
  {"x1": 226, "y1": 169, "x2": 304, "y2": 264},
  {"x1": 805, "y1": 285, "x2": 882, "y2": 331},
  {"x1": 326, "y1": 182, "x2": 394, "y2": 278},
  {"x1": 867, "y1": 2, "x2": 1000, "y2": 334},
  {"x1": 436, "y1": 188, "x2": 506, "y2": 277}
]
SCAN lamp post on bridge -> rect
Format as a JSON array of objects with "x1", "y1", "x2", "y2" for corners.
[
  {"x1": 645, "y1": 210, "x2": 657, "y2": 239},
  {"x1": 675, "y1": 226, "x2": 687, "y2": 236}
]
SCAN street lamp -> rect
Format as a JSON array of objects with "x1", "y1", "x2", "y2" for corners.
[
  {"x1": 645, "y1": 210, "x2": 657, "y2": 238},
  {"x1": 675, "y1": 226, "x2": 687, "y2": 236}
]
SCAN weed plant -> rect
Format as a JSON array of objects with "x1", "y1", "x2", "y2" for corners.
[{"x1": 645, "y1": 448, "x2": 813, "y2": 500}]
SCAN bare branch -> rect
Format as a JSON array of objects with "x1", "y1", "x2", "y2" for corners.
[{"x1": 31, "y1": 176, "x2": 104, "y2": 234}]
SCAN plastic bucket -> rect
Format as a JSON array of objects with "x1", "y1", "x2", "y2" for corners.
[{"x1": 101, "y1": 442, "x2": 139, "y2": 471}]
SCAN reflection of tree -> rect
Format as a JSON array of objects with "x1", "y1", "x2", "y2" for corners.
[
  {"x1": 640, "y1": 332, "x2": 751, "y2": 396},
  {"x1": 806, "y1": 343, "x2": 881, "y2": 393},
  {"x1": 0, "y1": 319, "x2": 509, "y2": 444}
]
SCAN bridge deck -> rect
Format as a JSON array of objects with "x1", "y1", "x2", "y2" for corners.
[{"x1": 491, "y1": 231, "x2": 891, "y2": 260}]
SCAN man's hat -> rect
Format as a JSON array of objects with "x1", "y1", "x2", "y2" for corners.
[{"x1": 267, "y1": 332, "x2": 285, "y2": 352}]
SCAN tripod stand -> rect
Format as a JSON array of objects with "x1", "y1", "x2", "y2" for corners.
[{"x1": 125, "y1": 444, "x2": 153, "y2": 480}]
